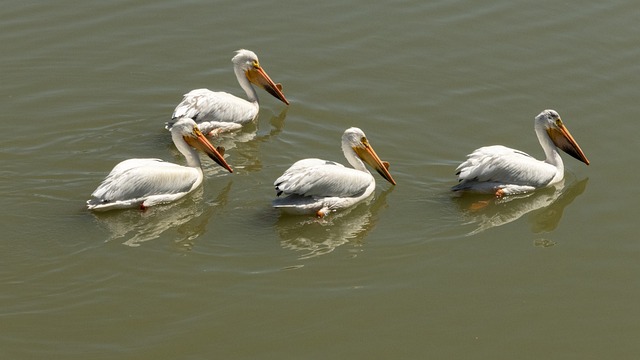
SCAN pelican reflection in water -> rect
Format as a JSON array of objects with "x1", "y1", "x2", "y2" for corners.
[
  {"x1": 93, "y1": 182, "x2": 233, "y2": 247},
  {"x1": 192, "y1": 106, "x2": 289, "y2": 174},
  {"x1": 275, "y1": 186, "x2": 394, "y2": 259},
  {"x1": 455, "y1": 176, "x2": 589, "y2": 236}
]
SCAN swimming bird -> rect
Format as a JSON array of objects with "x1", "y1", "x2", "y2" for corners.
[
  {"x1": 452, "y1": 109, "x2": 589, "y2": 197},
  {"x1": 87, "y1": 117, "x2": 233, "y2": 211},
  {"x1": 169, "y1": 49, "x2": 289, "y2": 136},
  {"x1": 273, "y1": 127, "x2": 396, "y2": 217}
]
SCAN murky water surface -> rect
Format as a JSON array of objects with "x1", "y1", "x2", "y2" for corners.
[{"x1": 1, "y1": 0, "x2": 639, "y2": 358}]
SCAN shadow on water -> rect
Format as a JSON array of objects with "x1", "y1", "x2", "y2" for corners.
[
  {"x1": 273, "y1": 187, "x2": 394, "y2": 259},
  {"x1": 452, "y1": 176, "x2": 589, "y2": 237},
  {"x1": 207, "y1": 106, "x2": 289, "y2": 151},
  {"x1": 90, "y1": 181, "x2": 232, "y2": 249}
]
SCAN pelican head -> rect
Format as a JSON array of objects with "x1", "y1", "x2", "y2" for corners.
[
  {"x1": 232, "y1": 49, "x2": 289, "y2": 105},
  {"x1": 170, "y1": 117, "x2": 234, "y2": 173},
  {"x1": 536, "y1": 109, "x2": 589, "y2": 165},
  {"x1": 343, "y1": 127, "x2": 397, "y2": 185}
]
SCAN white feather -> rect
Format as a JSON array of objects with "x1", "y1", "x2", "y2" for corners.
[{"x1": 275, "y1": 158, "x2": 372, "y2": 198}]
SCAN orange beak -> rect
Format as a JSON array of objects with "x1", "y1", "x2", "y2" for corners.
[
  {"x1": 353, "y1": 138, "x2": 396, "y2": 185},
  {"x1": 185, "y1": 127, "x2": 234, "y2": 173},
  {"x1": 547, "y1": 121, "x2": 590, "y2": 165},
  {"x1": 246, "y1": 65, "x2": 290, "y2": 105}
]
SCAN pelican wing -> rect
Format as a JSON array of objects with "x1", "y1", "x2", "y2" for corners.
[
  {"x1": 172, "y1": 89, "x2": 257, "y2": 124},
  {"x1": 274, "y1": 158, "x2": 372, "y2": 198},
  {"x1": 454, "y1": 145, "x2": 556, "y2": 190},
  {"x1": 89, "y1": 159, "x2": 201, "y2": 206}
]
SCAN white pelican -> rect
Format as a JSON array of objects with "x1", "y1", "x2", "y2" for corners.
[
  {"x1": 87, "y1": 117, "x2": 233, "y2": 211},
  {"x1": 452, "y1": 109, "x2": 589, "y2": 197},
  {"x1": 169, "y1": 49, "x2": 289, "y2": 136},
  {"x1": 273, "y1": 127, "x2": 396, "y2": 217}
]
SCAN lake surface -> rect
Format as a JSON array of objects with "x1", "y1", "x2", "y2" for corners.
[{"x1": 1, "y1": 0, "x2": 639, "y2": 358}]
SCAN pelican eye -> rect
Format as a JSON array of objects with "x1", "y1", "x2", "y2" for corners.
[
  {"x1": 555, "y1": 119, "x2": 562, "y2": 127},
  {"x1": 252, "y1": 60, "x2": 259, "y2": 67}
]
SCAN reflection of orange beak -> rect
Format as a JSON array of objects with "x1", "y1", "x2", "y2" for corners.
[
  {"x1": 246, "y1": 66, "x2": 289, "y2": 105},
  {"x1": 547, "y1": 122, "x2": 590, "y2": 165},
  {"x1": 185, "y1": 127, "x2": 234, "y2": 173},
  {"x1": 353, "y1": 139, "x2": 396, "y2": 185}
]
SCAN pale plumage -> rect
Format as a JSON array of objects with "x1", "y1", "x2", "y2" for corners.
[
  {"x1": 273, "y1": 127, "x2": 396, "y2": 217},
  {"x1": 169, "y1": 49, "x2": 289, "y2": 136},
  {"x1": 453, "y1": 109, "x2": 589, "y2": 196},
  {"x1": 87, "y1": 117, "x2": 233, "y2": 211}
]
